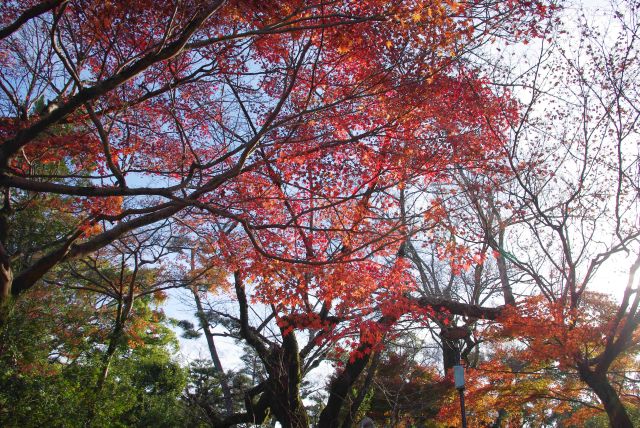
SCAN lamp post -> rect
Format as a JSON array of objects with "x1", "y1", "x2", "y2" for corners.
[{"x1": 453, "y1": 364, "x2": 467, "y2": 428}]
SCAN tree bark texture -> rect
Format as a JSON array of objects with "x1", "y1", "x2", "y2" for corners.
[{"x1": 578, "y1": 365, "x2": 633, "y2": 428}]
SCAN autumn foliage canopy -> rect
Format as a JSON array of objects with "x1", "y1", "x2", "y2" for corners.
[
  {"x1": 0, "y1": 0, "x2": 549, "y2": 313},
  {"x1": 3, "y1": 1, "x2": 640, "y2": 427}
]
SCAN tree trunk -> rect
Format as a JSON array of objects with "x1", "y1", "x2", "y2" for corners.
[
  {"x1": 490, "y1": 408, "x2": 507, "y2": 428},
  {"x1": 233, "y1": 271, "x2": 309, "y2": 427},
  {"x1": 495, "y1": 245, "x2": 515, "y2": 306},
  {"x1": 213, "y1": 390, "x2": 272, "y2": 428},
  {"x1": 441, "y1": 335, "x2": 459, "y2": 374},
  {"x1": 319, "y1": 316, "x2": 397, "y2": 428},
  {"x1": 96, "y1": 293, "x2": 133, "y2": 393},
  {"x1": 578, "y1": 365, "x2": 633, "y2": 427},
  {"x1": 267, "y1": 333, "x2": 309, "y2": 428},
  {"x1": 0, "y1": 212, "x2": 12, "y2": 303},
  {"x1": 192, "y1": 287, "x2": 234, "y2": 415},
  {"x1": 87, "y1": 319, "x2": 124, "y2": 426},
  {"x1": 341, "y1": 350, "x2": 381, "y2": 428},
  {"x1": 96, "y1": 313, "x2": 126, "y2": 392},
  {"x1": 267, "y1": 379, "x2": 308, "y2": 428},
  {"x1": 318, "y1": 350, "x2": 371, "y2": 428},
  {"x1": 96, "y1": 330, "x2": 119, "y2": 392},
  {"x1": 0, "y1": 248, "x2": 12, "y2": 302}
]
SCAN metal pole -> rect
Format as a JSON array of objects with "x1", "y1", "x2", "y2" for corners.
[{"x1": 458, "y1": 387, "x2": 467, "y2": 428}]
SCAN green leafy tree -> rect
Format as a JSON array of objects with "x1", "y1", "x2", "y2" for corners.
[{"x1": 0, "y1": 277, "x2": 187, "y2": 427}]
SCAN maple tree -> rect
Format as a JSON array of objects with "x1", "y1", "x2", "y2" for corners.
[
  {"x1": 153, "y1": 211, "x2": 511, "y2": 428},
  {"x1": 0, "y1": 0, "x2": 551, "y2": 303},
  {"x1": 397, "y1": 179, "x2": 517, "y2": 375},
  {"x1": 430, "y1": 1, "x2": 640, "y2": 426},
  {"x1": 0, "y1": 1, "x2": 572, "y2": 427},
  {"x1": 435, "y1": 294, "x2": 640, "y2": 426}
]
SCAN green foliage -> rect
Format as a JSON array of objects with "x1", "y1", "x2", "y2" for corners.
[
  {"x1": 5, "y1": 193, "x2": 77, "y2": 275},
  {"x1": 582, "y1": 405, "x2": 640, "y2": 428},
  {"x1": 182, "y1": 358, "x2": 258, "y2": 426},
  {"x1": 88, "y1": 347, "x2": 187, "y2": 428},
  {"x1": 1, "y1": 174, "x2": 192, "y2": 427},
  {"x1": 0, "y1": 285, "x2": 188, "y2": 427},
  {"x1": 175, "y1": 319, "x2": 201, "y2": 339}
]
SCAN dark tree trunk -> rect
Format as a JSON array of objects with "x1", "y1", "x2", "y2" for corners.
[
  {"x1": 441, "y1": 335, "x2": 459, "y2": 374},
  {"x1": 88, "y1": 315, "x2": 125, "y2": 426},
  {"x1": 318, "y1": 349, "x2": 372, "y2": 428},
  {"x1": 213, "y1": 389, "x2": 272, "y2": 428},
  {"x1": 319, "y1": 316, "x2": 396, "y2": 427},
  {"x1": 266, "y1": 377, "x2": 308, "y2": 428},
  {"x1": 341, "y1": 350, "x2": 381, "y2": 428},
  {"x1": 578, "y1": 365, "x2": 633, "y2": 428},
  {"x1": 96, "y1": 327, "x2": 120, "y2": 392},
  {"x1": 490, "y1": 408, "x2": 507, "y2": 428},
  {"x1": 96, "y1": 299, "x2": 128, "y2": 393},
  {"x1": 266, "y1": 333, "x2": 309, "y2": 428},
  {"x1": 233, "y1": 272, "x2": 309, "y2": 428},
  {"x1": 495, "y1": 250, "x2": 515, "y2": 306}
]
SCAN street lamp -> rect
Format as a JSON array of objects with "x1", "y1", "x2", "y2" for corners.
[{"x1": 453, "y1": 364, "x2": 467, "y2": 428}]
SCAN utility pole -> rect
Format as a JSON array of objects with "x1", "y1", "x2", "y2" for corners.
[{"x1": 454, "y1": 364, "x2": 467, "y2": 428}]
